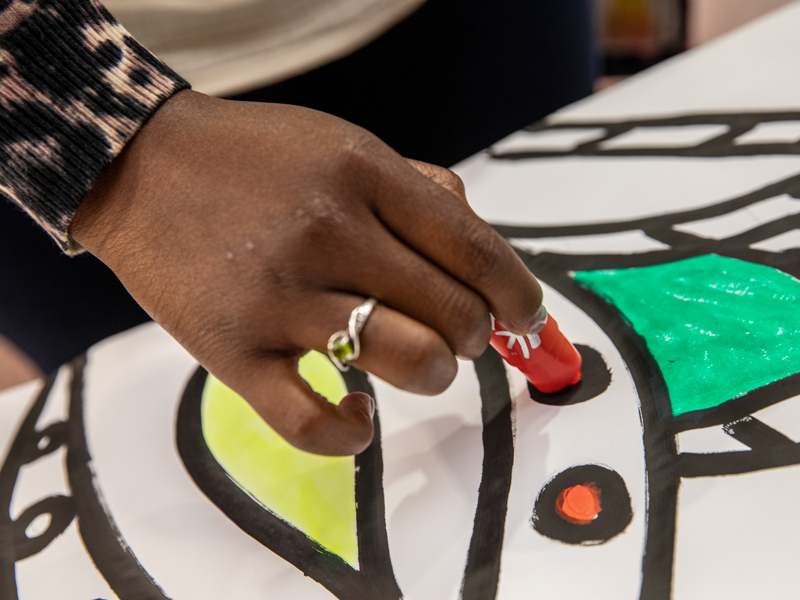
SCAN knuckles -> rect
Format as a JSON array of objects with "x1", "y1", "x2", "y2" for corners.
[
  {"x1": 461, "y1": 224, "x2": 505, "y2": 289},
  {"x1": 442, "y1": 292, "x2": 492, "y2": 359},
  {"x1": 396, "y1": 328, "x2": 458, "y2": 395},
  {"x1": 439, "y1": 168, "x2": 467, "y2": 200}
]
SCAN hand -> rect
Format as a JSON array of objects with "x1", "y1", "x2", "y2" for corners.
[{"x1": 70, "y1": 90, "x2": 542, "y2": 455}]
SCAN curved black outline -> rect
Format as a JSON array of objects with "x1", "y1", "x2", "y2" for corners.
[
  {"x1": 0, "y1": 374, "x2": 62, "y2": 599},
  {"x1": 66, "y1": 356, "x2": 172, "y2": 600},
  {"x1": 12, "y1": 495, "x2": 76, "y2": 561},
  {"x1": 531, "y1": 464, "x2": 632, "y2": 546},
  {"x1": 722, "y1": 416, "x2": 795, "y2": 449},
  {"x1": 527, "y1": 345, "x2": 611, "y2": 407},
  {"x1": 176, "y1": 366, "x2": 402, "y2": 600}
]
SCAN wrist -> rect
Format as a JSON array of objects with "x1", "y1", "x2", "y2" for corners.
[{"x1": 70, "y1": 89, "x2": 201, "y2": 263}]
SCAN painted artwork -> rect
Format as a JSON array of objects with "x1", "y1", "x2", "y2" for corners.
[{"x1": 4, "y1": 9, "x2": 800, "y2": 599}]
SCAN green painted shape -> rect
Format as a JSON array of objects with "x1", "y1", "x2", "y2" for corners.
[
  {"x1": 574, "y1": 254, "x2": 800, "y2": 416},
  {"x1": 202, "y1": 351, "x2": 358, "y2": 566}
]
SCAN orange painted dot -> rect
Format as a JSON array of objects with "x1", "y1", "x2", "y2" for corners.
[{"x1": 555, "y1": 483, "x2": 601, "y2": 525}]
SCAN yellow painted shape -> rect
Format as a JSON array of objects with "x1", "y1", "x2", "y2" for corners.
[{"x1": 201, "y1": 351, "x2": 358, "y2": 567}]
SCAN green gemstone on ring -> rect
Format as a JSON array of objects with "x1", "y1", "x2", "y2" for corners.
[{"x1": 330, "y1": 334, "x2": 354, "y2": 363}]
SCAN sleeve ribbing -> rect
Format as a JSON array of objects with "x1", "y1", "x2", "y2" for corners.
[{"x1": 0, "y1": 0, "x2": 190, "y2": 254}]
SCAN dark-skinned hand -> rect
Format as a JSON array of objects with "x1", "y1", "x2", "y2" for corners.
[{"x1": 70, "y1": 90, "x2": 543, "y2": 456}]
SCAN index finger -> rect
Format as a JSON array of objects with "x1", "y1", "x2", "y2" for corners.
[{"x1": 375, "y1": 159, "x2": 543, "y2": 335}]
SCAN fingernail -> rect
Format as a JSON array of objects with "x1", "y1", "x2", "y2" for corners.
[
  {"x1": 528, "y1": 304, "x2": 548, "y2": 334},
  {"x1": 368, "y1": 396, "x2": 376, "y2": 419}
]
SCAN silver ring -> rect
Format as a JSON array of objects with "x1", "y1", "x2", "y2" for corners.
[{"x1": 327, "y1": 297, "x2": 378, "y2": 372}]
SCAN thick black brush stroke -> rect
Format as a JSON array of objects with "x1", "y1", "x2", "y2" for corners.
[
  {"x1": 527, "y1": 344, "x2": 611, "y2": 407},
  {"x1": 0, "y1": 374, "x2": 57, "y2": 600},
  {"x1": 491, "y1": 112, "x2": 800, "y2": 159},
  {"x1": 341, "y1": 369, "x2": 402, "y2": 597},
  {"x1": 666, "y1": 371, "x2": 800, "y2": 434},
  {"x1": 678, "y1": 442, "x2": 800, "y2": 478},
  {"x1": 0, "y1": 375, "x2": 79, "y2": 600},
  {"x1": 12, "y1": 495, "x2": 76, "y2": 561},
  {"x1": 722, "y1": 416, "x2": 795, "y2": 449},
  {"x1": 66, "y1": 355, "x2": 171, "y2": 600},
  {"x1": 176, "y1": 366, "x2": 402, "y2": 600},
  {"x1": 492, "y1": 171, "x2": 800, "y2": 242},
  {"x1": 460, "y1": 347, "x2": 514, "y2": 600}
]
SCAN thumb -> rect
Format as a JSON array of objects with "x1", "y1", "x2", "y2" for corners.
[{"x1": 235, "y1": 357, "x2": 375, "y2": 456}]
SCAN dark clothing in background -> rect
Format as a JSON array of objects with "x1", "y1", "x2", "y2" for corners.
[{"x1": 0, "y1": 0, "x2": 596, "y2": 372}]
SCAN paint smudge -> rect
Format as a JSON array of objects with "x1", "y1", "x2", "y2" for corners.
[{"x1": 555, "y1": 483, "x2": 602, "y2": 525}]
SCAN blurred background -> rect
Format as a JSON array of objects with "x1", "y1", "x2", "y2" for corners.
[{"x1": 596, "y1": 0, "x2": 796, "y2": 89}]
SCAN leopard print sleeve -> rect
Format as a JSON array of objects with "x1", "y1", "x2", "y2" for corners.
[{"x1": 0, "y1": 0, "x2": 190, "y2": 254}]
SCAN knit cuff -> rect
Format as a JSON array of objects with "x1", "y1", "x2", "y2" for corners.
[{"x1": 0, "y1": 0, "x2": 190, "y2": 254}]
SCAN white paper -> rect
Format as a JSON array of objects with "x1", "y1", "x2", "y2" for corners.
[
  {"x1": 735, "y1": 120, "x2": 800, "y2": 145},
  {"x1": 599, "y1": 125, "x2": 729, "y2": 150}
]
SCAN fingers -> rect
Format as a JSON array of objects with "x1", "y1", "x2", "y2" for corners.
[
  {"x1": 291, "y1": 292, "x2": 458, "y2": 396},
  {"x1": 228, "y1": 291, "x2": 458, "y2": 455},
  {"x1": 375, "y1": 159, "x2": 543, "y2": 335},
  {"x1": 235, "y1": 358, "x2": 376, "y2": 456},
  {"x1": 302, "y1": 216, "x2": 491, "y2": 359}
]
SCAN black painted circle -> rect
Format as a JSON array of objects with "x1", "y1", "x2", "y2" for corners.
[
  {"x1": 532, "y1": 464, "x2": 632, "y2": 546},
  {"x1": 527, "y1": 344, "x2": 611, "y2": 406}
]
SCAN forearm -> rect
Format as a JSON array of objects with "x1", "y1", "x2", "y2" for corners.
[{"x1": 0, "y1": 0, "x2": 188, "y2": 254}]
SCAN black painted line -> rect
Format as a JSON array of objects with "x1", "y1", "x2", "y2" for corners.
[
  {"x1": 12, "y1": 495, "x2": 75, "y2": 561},
  {"x1": 525, "y1": 112, "x2": 800, "y2": 133},
  {"x1": 341, "y1": 368, "x2": 403, "y2": 598},
  {"x1": 666, "y1": 371, "x2": 800, "y2": 433},
  {"x1": 66, "y1": 356, "x2": 171, "y2": 600},
  {"x1": 492, "y1": 172, "x2": 800, "y2": 242},
  {"x1": 527, "y1": 344, "x2": 611, "y2": 407},
  {"x1": 714, "y1": 212, "x2": 800, "y2": 247},
  {"x1": 678, "y1": 443, "x2": 800, "y2": 478},
  {"x1": 722, "y1": 416, "x2": 795, "y2": 450},
  {"x1": 461, "y1": 347, "x2": 515, "y2": 600},
  {"x1": 501, "y1": 112, "x2": 800, "y2": 159},
  {"x1": 0, "y1": 374, "x2": 56, "y2": 600}
]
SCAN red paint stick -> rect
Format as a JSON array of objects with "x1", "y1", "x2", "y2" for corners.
[{"x1": 490, "y1": 307, "x2": 582, "y2": 393}]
